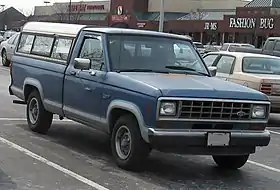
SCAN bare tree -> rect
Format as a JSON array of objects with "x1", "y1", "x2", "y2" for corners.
[
  {"x1": 19, "y1": 8, "x2": 34, "y2": 17},
  {"x1": 52, "y1": 2, "x2": 84, "y2": 23}
]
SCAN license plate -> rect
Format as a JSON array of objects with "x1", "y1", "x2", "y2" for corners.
[{"x1": 207, "y1": 132, "x2": 230, "y2": 146}]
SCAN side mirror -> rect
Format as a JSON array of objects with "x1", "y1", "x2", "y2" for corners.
[
  {"x1": 208, "y1": 66, "x2": 217, "y2": 77},
  {"x1": 179, "y1": 48, "x2": 183, "y2": 54},
  {"x1": 74, "y1": 58, "x2": 90, "y2": 70}
]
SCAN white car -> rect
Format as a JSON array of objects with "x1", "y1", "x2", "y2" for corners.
[
  {"x1": 220, "y1": 43, "x2": 255, "y2": 52},
  {"x1": 203, "y1": 51, "x2": 280, "y2": 113},
  {"x1": 1, "y1": 32, "x2": 20, "y2": 66}
]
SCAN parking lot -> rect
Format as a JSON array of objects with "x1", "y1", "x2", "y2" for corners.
[{"x1": 0, "y1": 65, "x2": 280, "y2": 190}]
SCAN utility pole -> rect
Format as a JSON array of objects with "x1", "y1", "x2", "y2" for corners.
[
  {"x1": 68, "y1": 0, "x2": 72, "y2": 23},
  {"x1": 158, "y1": 0, "x2": 164, "y2": 32}
]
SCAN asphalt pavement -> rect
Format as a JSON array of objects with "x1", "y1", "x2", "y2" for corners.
[{"x1": 1, "y1": 65, "x2": 280, "y2": 190}]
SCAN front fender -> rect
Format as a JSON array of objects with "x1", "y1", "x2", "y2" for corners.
[{"x1": 107, "y1": 100, "x2": 150, "y2": 143}]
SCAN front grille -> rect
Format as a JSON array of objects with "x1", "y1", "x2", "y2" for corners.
[{"x1": 179, "y1": 100, "x2": 252, "y2": 120}]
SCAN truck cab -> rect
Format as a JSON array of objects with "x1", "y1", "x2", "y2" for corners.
[{"x1": 9, "y1": 22, "x2": 271, "y2": 171}]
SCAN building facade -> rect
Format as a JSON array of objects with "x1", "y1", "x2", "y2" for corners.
[
  {"x1": 32, "y1": 0, "x2": 280, "y2": 47},
  {"x1": 0, "y1": 7, "x2": 27, "y2": 31}
]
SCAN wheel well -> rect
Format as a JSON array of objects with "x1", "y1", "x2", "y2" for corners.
[
  {"x1": 109, "y1": 108, "x2": 138, "y2": 134},
  {"x1": 24, "y1": 85, "x2": 38, "y2": 101}
]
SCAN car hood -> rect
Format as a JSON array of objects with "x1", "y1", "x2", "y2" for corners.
[{"x1": 120, "y1": 72, "x2": 268, "y2": 101}]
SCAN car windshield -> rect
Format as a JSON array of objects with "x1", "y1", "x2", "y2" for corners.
[
  {"x1": 242, "y1": 57, "x2": 280, "y2": 74},
  {"x1": 107, "y1": 34, "x2": 208, "y2": 75}
]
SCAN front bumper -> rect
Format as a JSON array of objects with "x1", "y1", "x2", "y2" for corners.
[{"x1": 148, "y1": 128, "x2": 270, "y2": 155}]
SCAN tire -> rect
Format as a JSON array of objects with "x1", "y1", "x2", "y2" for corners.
[
  {"x1": 212, "y1": 155, "x2": 249, "y2": 170},
  {"x1": 26, "y1": 90, "x2": 53, "y2": 134},
  {"x1": 111, "y1": 114, "x2": 151, "y2": 170},
  {"x1": 2, "y1": 50, "x2": 9, "y2": 67}
]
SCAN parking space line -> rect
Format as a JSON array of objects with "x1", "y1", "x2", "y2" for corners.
[
  {"x1": 248, "y1": 160, "x2": 280, "y2": 173},
  {"x1": 268, "y1": 130, "x2": 280, "y2": 135},
  {"x1": 0, "y1": 135, "x2": 108, "y2": 190},
  {"x1": 0, "y1": 118, "x2": 72, "y2": 122}
]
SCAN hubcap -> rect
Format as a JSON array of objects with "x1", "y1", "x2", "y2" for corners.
[
  {"x1": 2, "y1": 53, "x2": 6, "y2": 65},
  {"x1": 115, "y1": 125, "x2": 132, "y2": 160},
  {"x1": 28, "y1": 98, "x2": 39, "y2": 124}
]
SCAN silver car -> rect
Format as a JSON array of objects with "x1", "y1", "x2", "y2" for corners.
[{"x1": 1, "y1": 32, "x2": 20, "y2": 66}]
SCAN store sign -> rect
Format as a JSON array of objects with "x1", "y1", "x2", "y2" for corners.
[
  {"x1": 69, "y1": 4, "x2": 105, "y2": 12},
  {"x1": 111, "y1": 15, "x2": 130, "y2": 22},
  {"x1": 117, "y1": 6, "x2": 123, "y2": 15},
  {"x1": 204, "y1": 22, "x2": 217, "y2": 30},
  {"x1": 137, "y1": 22, "x2": 146, "y2": 28},
  {"x1": 229, "y1": 17, "x2": 274, "y2": 29}
]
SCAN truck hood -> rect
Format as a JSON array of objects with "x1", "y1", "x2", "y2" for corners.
[{"x1": 121, "y1": 72, "x2": 268, "y2": 101}]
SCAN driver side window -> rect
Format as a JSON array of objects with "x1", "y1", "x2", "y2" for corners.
[{"x1": 79, "y1": 37, "x2": 105, "y2": 71}]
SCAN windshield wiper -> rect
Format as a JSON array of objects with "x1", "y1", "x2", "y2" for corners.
[
  {"x1": 116, "y1": 69, "x2": 169, "y2": 73},
  {"x1": 165, "y1": 65, "x2": 210, "y2": 76}
]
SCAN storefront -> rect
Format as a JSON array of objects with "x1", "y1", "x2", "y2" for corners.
[{"x1": 107, "y1": 1, "x2": 280, "y2": 47}]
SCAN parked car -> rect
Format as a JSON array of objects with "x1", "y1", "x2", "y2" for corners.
[
  {"x1": 10, "y1": 22, "x2": 271, "y2": 171},
  {"x1": 234, "y1": 37, "x2": 280, "y2": 57},
  {"x1": 203, "y1": 51, "x2": 280, "y2": 113},
  {"x1": 193, "y1": 41, "x2": 205, "y2": 55},
  {"x1": 3, "y1": 30, "x2": 17, "y2": 41},
  {"x1": 220, "y1": 43, "x2": 255, "y2": 52},
  {"x1": 0, "y1": 32, "x2": 20, "y2": 66}
]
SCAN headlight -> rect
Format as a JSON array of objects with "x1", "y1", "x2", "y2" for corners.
[
  {"x1": 252, "y1": 105, "x2": 266, "y2": 119},
  {"x1": 160, "y1": 102, "x2": 177, "y2": 116}
]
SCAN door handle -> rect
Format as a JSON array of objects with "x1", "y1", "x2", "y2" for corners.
[{"x1": 69, "y1": 70, "x2": 76, "y2": 76}]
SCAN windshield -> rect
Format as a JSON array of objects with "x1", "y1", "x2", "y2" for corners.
[
  {"x1": 242, "y1": 57, "x2": 280, "y2": 74},
  {"x1": 107, "y1": 35, "x2": 208, "y2": 75}
]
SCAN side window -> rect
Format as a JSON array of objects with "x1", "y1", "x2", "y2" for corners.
[
  {"x1": 12, "y1": 34, "x2": 20, "y2": 45},
  {"x1": 263, "y1": 40, "x2": 275, "y2": 51},
  {"x1": 51, "y1": 37, "x2": 73, "y2": 61},
  {"x1": 203, "y1": 54, "x2": 219, "y2": 66},
  {"x1": 220, "y1": 44, "x2": 229, "y2": 51},
  {"x1": 17, "y1": 34, "x2": 35, "y2": 54},
  {"x1": 31, "y1": 35, "x2": 54, "y2": 57},
  {"x1": 274, "y1": 41, "x2": 280, "y2": 51},
  {"x1": 215, "y1": 55, "x2": 235, "y2": 74},
  {"x1": 79, "y1": 37, "x2": 104, "y2": 71}
]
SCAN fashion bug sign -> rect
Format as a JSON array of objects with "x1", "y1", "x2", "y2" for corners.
[{"x1": 229, "y1": 17, "x2": 274, "y2": 29}]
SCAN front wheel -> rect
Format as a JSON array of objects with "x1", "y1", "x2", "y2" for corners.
[
  {"x1": 212, "y1": 155, "x2": 249, "y2": 170},
  {"x1": 111, "y1": 114, "x2": 151, "y2": 170},
  {"x1": 26, "y1": 90, "x2": 53, "y2": 134}
]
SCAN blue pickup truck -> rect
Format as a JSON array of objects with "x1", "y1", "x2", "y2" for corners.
[{"x1": 9, "y1": 22, "x2": 271, "y2": 171}]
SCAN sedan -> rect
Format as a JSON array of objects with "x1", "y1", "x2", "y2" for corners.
[
  {"x1": 0, "y1": 32, "x2": 19, "y2": 66},
  {"x1": 203, "y1": 51, "x2": 280, "y2": 113}
]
